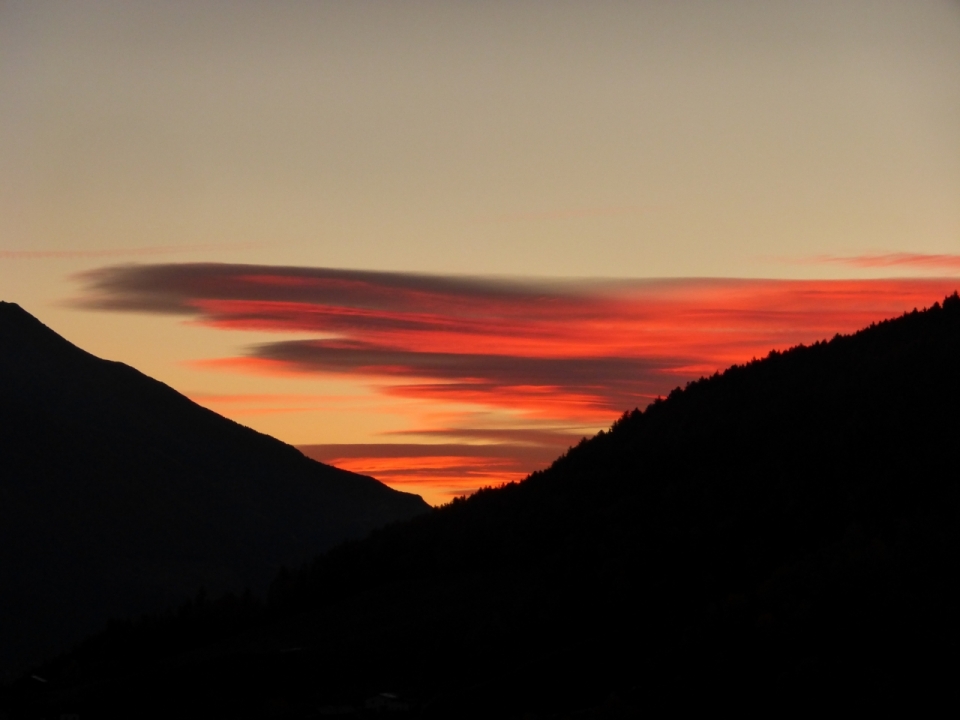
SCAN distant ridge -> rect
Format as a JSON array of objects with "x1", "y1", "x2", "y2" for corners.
[
  {"x1": 7, "y1": 294, "x2": 960, "y2": 716},
  {"x1": 0, "y1": 302, "x2": 428, "y2": 674}
]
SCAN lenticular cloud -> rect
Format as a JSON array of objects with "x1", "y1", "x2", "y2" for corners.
[
  {"x1": 76, "y1": 263, "x2": 960, "y2": 418},
  {"x1": 75, "y1": 262, "x2": 960, "y2": 499}
]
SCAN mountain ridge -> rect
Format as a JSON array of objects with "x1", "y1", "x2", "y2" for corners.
[
  {"x1": 6, "y1": 294, "x2": 960, "y2": 716},
  {"x1": 0, "y1": 301, "x2": 428, "y2": 675}
]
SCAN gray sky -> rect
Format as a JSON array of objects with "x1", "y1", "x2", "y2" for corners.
[{"x1": 3, "y1": 0, "x2": 958, "y2": 283}]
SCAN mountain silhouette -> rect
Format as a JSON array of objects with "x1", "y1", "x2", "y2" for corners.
[
  {"x1": 0, "y1": 302, "x2": 428, "y2": 675},
  {"x1": 6, "y1": 294, "x2": 960, "y2": 717}
]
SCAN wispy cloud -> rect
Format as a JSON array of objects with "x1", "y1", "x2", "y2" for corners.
[
  {"x1": 472, "y1": 205, "x2": 643, "y2": 224},
  {"x1": 185, "y1": 392, "x2": 369, "y2": 416},
  {"x1": 1, "y1": 244, "x2": 257, "y2": 261},
  {"x1": 789, "y1": 253, "x2": 960, "y2": 272},
  {"x1": 75, "y1": 263, "x2": 960, "y2": 502},
  {"x1": 249, "y1": 340, "x2": 665, "y2": 420},
  {"x1": 383, "y1": 426, "x2": 586, "y2": 448},
  {"x1": 299, "y1": 443, "x2": 560, "y2": 502}
]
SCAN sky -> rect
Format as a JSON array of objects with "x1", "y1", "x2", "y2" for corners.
[{"x1": 2, "y1": 1, "x2": 959, "y2": 504}]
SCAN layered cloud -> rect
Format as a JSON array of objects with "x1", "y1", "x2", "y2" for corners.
[
  {"x1": 76, "y1": 263, "x2": 960, "y2": 502},
  {"x1": 299, "y1": 443, "x2": 564, "y2": 501}
]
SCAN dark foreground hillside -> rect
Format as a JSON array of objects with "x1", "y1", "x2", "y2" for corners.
[
  {"x1": 0, "y1": 302, "x2": 428, "y2": 676},
  {"x1": 6, "y1": 295, "x2": 960, "y2": 718}
]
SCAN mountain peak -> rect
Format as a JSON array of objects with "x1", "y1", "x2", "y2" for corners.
[
  {"x1": 0, "y1": 302, "x2": 429, "y2": 674},
  {"x1": 0, "y1": 300, "x2": 47, "y2": 327},
  {"x1": 0, "y1": 301, "x2": 43, "y2": 335},
  {"x1": 0, "y1": 301, "x2": 81, "y2": 360}
]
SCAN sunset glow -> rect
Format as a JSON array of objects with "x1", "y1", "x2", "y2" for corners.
[
  {"x1": 76, "y1": 264, "x2": 960, "y2": 504},
  {"x1": 4, "y1": 1, "x2": 958, "y2": 507}
]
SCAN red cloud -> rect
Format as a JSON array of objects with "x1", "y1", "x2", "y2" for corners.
[
  {"x1": 76, "y1": 263, "x2": 960, "y2": 502},
  {"x1": 298, "y1": 443, "x2": 559, "y2": 505}
]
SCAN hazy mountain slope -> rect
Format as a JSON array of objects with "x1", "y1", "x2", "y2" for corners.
[
  {"x1": 0, "y1": 302, "x2": 428, "y2": 674},
  {"x1": 8, "y1": 294, "x2": 960, "y2": 717}
]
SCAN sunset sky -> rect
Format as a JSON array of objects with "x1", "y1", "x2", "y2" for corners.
[{"x1": 2, "y1": 1, "x2": 959, "y2": 504}]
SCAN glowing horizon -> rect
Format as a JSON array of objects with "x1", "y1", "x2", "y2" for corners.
[{"x1": 73, "y1": 263, "x2": 960, "y2": 503}]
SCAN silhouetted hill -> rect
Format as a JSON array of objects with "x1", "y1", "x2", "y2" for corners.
[
  {"x1": 0, "y1": 302, "x2": 428, "y2": 675},
  {"x1": 7, "y1": 294, "x2": 960, "y2": 717}
]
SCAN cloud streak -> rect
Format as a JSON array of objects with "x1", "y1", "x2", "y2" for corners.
[
  {"x1": 248, "y1": 339, "x2": 666, "y2": 419},
  {"x1": 2, "y1": 244, "x2": 258, "y2": 261},
  {"x1": 798, "y1": 253, "x2": 960, "y2": 272},
  {"x1": 75, "y1": 263, "x2": 960, "y2": 502},
  {"x1": 298, "y1": 443, "x2": 561, "y2": 501}
]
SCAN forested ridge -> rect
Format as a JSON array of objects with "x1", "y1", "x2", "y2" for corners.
[
  {"x1": 0, "y1": 302, "x2": 427, "y2": 681},
  {"x1": 5, "y1": 294, "x2": 960, "y2": 718}
]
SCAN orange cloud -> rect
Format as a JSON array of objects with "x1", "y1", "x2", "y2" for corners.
[
  {"x1": 185, "y1": 392, "x2": 370, "y2": 416},
  {"x1": 76, "y1": 264, "x2": 960, "y2": 503},
  {"x1": 298, "y1": 443, "x2": 558, "y2": 505}
]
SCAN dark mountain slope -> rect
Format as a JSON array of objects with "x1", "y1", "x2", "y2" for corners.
[
  {"x1": 8, "y1": 294, "x2": 960, "y2": 717},
  {"x1": 0, "y1": 302, "x2": 428, "y2": 674}
]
